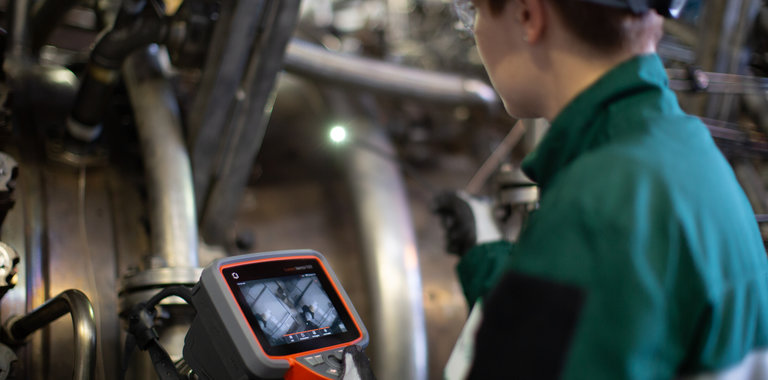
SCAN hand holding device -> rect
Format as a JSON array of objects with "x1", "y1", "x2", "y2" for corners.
[
  {"x1": 339, "y1": 345, "x2": 375, "y2": 380},
  {"x1": 182, "y1": 250, "x2": 369, "y2": 380},
  {"x1": 433, "y1": 190, "x2": 502, "y2": 256}
]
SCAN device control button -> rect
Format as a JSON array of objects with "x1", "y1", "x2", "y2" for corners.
[
  {"x1": 325, "y1": 353, "x2": 342, "y2": 368},
  {"x1": 305, "y1": 355, "x2": 325, "y2": 366},
  {"x1": 326, "y1": 367, "x2": 340, "y2": 377}
]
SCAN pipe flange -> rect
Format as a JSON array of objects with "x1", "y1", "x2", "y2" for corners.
[
  {"x1": 44, "y1": 138, "x2": 109, "y2": 168},
  {"x1": 120, "y1": 267, "x2": 202, "y2": 290},
  {"x1": 119, "y1": 267, "x2": 202, "y2": 312}
]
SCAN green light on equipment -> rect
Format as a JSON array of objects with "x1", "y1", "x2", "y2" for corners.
[{"x1": 330, "y1": 125, "x2": 348, "y2": 144}]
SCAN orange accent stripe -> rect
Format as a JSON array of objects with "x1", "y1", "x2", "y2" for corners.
[{"x1": 285, "y1": 358, "x2": 336, "y2": 380}]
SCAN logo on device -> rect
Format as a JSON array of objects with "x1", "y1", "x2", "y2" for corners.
[{"x1": 232, "y1": 272, "x2": 239, "y2": 279}]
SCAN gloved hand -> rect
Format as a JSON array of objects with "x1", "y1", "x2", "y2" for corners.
[
  {"x1": 339, "y1": 345, "x2": 375, "y2": 380},
  {"x1": 433, "y1": 190, "x2": 502, "y2": 256}
]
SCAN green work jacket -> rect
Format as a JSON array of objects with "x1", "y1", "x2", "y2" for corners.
[{"x1": 458, "y1": 54, "x2": 768, "y2": 379}]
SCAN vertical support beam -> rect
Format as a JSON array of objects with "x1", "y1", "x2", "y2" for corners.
[
  {"x1": 188, "y1": 0, "x2": 303, "y2": 245},
  {"x1": 712, "y1": 0, "x2": 762, "y2": 121},
  {"x1": 187, "y1": 0, "x2": 270, "y2": 208},
  {"x1": 691, "y1": 0, "x2": 726, "y2": 117},
  {"x1": 386, "y1": 0, "x2": 411, "y2": 59},
  {"x1": 696, "y1": 0, "x2": 762, "y2": 121}
]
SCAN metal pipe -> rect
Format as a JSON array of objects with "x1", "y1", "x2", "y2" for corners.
[
  {"x1": 123, "y1": 46, "x2": 198, "y2": 269},
  {"x1": 283, "y1": 39, "x2": 500, "y2": 109},
  {"x1": 465, "y1": 120, "x2": 526, "y2": 195},
  {"x1": 4, "y1": 289, "x2": 96, "y2": 380},
  {"x1": 344, "y1": 121, "x2": 428, "y2": 380}
]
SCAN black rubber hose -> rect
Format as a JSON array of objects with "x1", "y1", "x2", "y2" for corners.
[
  {"x1": 69, "y1": 0, "x2": 169, "y2": 138},
  {"x1": 90, "y1": 4, "x2": 168, "y2": 70}
]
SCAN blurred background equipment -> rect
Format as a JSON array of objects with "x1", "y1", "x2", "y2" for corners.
[{"x1": 0, "y1": 0, "x2": 764, "y2": 379}]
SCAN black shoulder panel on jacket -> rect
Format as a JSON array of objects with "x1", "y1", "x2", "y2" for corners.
[{"x1": 467, "y1": 270, "x2": 586, "y2": 380}]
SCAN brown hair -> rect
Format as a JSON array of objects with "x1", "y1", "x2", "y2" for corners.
[{"x1": 486, "y1": 0, "x2": 662, "y2": 54}]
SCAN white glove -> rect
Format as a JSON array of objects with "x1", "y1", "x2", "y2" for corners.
[
  {"x1": 339, "y1": 345, "x2": 375, "y2": 380},
  {"x1": 433, "y1": 190, "x2": 502, "y2": 256}
]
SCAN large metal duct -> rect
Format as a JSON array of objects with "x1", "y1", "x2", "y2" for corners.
[{"x1": 344, "y1": 121, "x2": 428, "y2": 380}]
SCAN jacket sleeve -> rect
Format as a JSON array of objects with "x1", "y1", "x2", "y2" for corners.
[
  {"x1": 456, "y1": 240, "x2": 514, "y2": 307},
  {"x1": 462, "y1": 158, "x2": 690, "y2": 380}
]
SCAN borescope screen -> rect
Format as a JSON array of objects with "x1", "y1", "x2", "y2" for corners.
[
  {"x1": 236, "y1": 274, "x2": 349, "y2": 346},
  {"x1": 222, "y1": 258, "x2": 360, "y2": 356}
]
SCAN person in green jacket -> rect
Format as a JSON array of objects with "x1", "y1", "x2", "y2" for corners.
[{"x1": 435, "y1": 0, "x2": 768, "y2": 379}]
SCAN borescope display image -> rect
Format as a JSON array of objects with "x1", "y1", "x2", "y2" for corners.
[{"x1": 237, "y1": 273, "x2": 349, "y2": 346}]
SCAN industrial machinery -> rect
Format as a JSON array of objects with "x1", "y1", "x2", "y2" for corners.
[{"x1": 0, "y1": 0, "x2": 764, "y2": 379}]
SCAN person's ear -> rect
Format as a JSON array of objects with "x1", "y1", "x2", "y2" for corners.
[{"x1": 513, "y1": 0, "x2": 546, "y2": 43}]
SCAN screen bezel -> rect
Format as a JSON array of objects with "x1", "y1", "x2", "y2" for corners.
[{"x1": 221, "y1": 257, "x2": 361, "y2": 357}]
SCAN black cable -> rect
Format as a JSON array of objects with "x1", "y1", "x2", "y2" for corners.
[
  {"x1": 148, "y1": 341, "x2": 183, "y2": 380},
  {"x1": 145, "y1": 285, "x2": 196, "y2": 311},
  {"x1": 120, "y1": 333, "x2": 136, "y2": 380},
  {"x1": 121, "y1": 285, "x2": 196, "y2": 380}
]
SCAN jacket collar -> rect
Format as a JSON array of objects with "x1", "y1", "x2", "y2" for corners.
[{"x1": 521, "y1": 54, "x2": 670, "y2": 190}]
